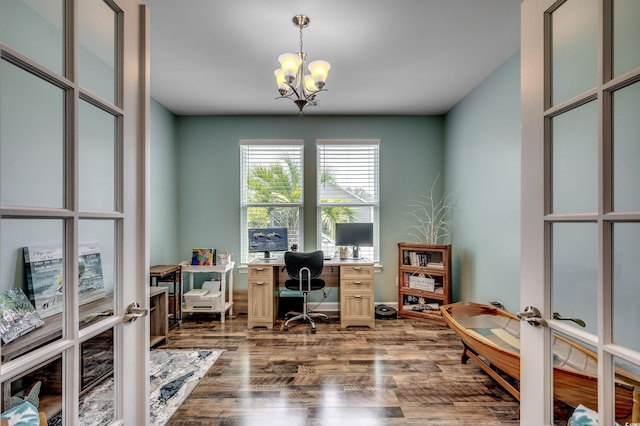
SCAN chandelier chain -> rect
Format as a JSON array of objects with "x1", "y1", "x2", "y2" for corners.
[{"x1": 299, "y1": 24, "x2": 304, "y2": 55}]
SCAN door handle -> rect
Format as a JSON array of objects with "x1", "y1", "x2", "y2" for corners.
[
  {"x1": 84, "y1": 308, "x2": 114, "y2": 324},
  {"x1": 517, "y1": 305, "x2": 548, "y2": 327},
  {"x1": 123, "y1": 302, "x2": 149, "y2": 323},
  {"x1": 552, "y1": 312, "x2": 586, "y2": 327}
]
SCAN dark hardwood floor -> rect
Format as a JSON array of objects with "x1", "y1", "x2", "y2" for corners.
[{"x1": 160, "y1": 312, "x2": 519, "y2": 425}]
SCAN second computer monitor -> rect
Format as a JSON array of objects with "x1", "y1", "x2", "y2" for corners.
[{"x1": 335, "y1": 222, "x2": 373, "y2": 259}]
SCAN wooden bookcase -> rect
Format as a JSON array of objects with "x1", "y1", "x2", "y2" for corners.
[{"x1": 397, "y1": 243, "x2": 451, "y2": 324}]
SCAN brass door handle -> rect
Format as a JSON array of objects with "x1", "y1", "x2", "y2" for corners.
[
  {"x1": 123, "y1": 302, "x2": 149, "y2": 323},
  {"x1": 517, "y1": 305, "x2": 548, "y2": 327},
  {"x1": 553, "y1": 312, "x2": 586, "y2": 327},
  {"x1": 84, "y1": 308, "x2": 114, "y2": 324}
]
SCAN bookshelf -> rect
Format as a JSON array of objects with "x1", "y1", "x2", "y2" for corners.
[{"x1": 397, "y1": 243, "x2": 451, "y2": 324}]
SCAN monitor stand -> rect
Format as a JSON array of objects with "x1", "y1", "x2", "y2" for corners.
[
  {"x1": 351, "y1": 246, "x2": 362, "y2": 260},
  {"x1": 260, "y1": 251, "x2": 282, "y2": 261}
]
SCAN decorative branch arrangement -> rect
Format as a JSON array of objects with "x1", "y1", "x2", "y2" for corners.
[{"x1": 403, "y1": 176, "x2": 454, "y2": 245}]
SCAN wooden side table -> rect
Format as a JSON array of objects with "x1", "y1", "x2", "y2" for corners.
[
  {"x1": 149, "y1": 286, "x2": 168, "y2": 347},
  {"x1": 149, "y1": 264, "x2": 182, "y2": 327}
]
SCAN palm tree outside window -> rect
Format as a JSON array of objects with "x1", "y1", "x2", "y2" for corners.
[
  {"x1": 241, "y1": 140, "x2": 380, "y2": 263},
  {"x1": 240, "y1": 141, "x2": 304, "y2": 262},
  {"x1": 317, "y1": 140, "x2": 380, "y2": 262}
]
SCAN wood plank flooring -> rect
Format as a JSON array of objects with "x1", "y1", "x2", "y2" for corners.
[{"x1": 160, "y1": 312, "x2": 519, "y2": 425}]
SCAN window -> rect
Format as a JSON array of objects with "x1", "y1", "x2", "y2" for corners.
[
  {"x1": 240, "y1": 141, "x2": 303, "y2": 262},
  {"x1": 317, "y1": 140, "x2": 380, "y2": 261}
]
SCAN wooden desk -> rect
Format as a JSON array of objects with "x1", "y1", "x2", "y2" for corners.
[{"x1": 247, "y1": 258, "x2": 375, "y2": 330}]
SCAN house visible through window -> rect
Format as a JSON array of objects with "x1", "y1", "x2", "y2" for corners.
[
  {"x1": 317, "y1": 140, "x2": 380, "y2": 261},
  {"x1": 240, "y1": 141, "x2": 303, "y2": 262}
]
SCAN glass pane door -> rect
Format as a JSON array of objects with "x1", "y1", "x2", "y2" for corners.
[
  {"x1": 521, "y1": 0, "x2": 640, "y2": 424},
  {"x1": 0, "y1": 0, "x2": 148, "y2": 423}
]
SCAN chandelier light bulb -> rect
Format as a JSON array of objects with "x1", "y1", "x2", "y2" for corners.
[
  {"x1": 274, "y1": 69, "x2": 289, "y2": 95},
  {"x1": 278, "y1": 53, "x2": 302, "y2": 81},
  {"x1": 304, "y1": 74, "x2": 317, "y2": 92},
  {"x1": 308, "y1": 60, "x2": 331, "y2": 88}
]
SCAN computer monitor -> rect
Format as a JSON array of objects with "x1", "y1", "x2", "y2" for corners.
[
  {"x1": 248, "y1": 228, "x2": 289, "y2": 259},
  {"x1": 335, "y1": 222, "x2": 373, "y2": 259}
]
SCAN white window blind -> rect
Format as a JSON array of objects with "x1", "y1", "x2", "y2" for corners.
[
  {"x1": 240, "y1": 140, "x2": 303, "y2": 262},
  {"x1": 317, "y1": 140, "x2": 380, "y2": 261}
]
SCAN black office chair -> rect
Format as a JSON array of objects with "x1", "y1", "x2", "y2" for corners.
[{"x1": 283, "y1": 250, "x2": 330, "y2": 333}]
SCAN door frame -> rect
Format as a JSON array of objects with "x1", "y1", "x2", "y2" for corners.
[{"x1": 520, "y1": 1, "x2": 550, "y2": 423}]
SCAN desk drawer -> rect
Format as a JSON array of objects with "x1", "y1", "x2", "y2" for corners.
[
  {"x1": 340, "y1": 265, "x2": 374, "y2": 280},
  {"x1": 340, "y1": 293, "x2": 375, "y2": 329},
  {"x1": 248, "y1": 266, "x2": 273, "y2": 281},
  {"x1": 341, "y1": 279, "x2": 373, "y2": 293}
]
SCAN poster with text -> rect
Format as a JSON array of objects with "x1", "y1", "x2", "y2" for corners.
[{"x1": 24, "y1": 241, "x2": 105, "y2": 318}]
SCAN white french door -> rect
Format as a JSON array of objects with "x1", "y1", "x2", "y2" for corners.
[
  {"x1": 0, "y1": 0, "x2": 149, "y2": 424},
  {"x1": 521, "y1": 0, "x2": 640, "y2": 424}
]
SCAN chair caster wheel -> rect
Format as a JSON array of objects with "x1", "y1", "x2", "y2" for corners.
[
  {"x1": 325, "y1": 318, "x2": 330, "y2": 324},
  {"x1": 284, "y1": 325, "x2": 288, "y2": 331},
  {"x1": 311, "y1": 328, "x2": 316, "y2": 334}
]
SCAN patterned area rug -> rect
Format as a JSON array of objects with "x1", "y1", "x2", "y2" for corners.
[{"x1": 48, "y1": 349, "x2": 223, "y2": 426}]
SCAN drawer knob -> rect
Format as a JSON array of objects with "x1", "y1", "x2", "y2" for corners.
[
  {"x1": 255, "y1": 281, "x2": 265, "y2": 285},
  {"x1": 354, "y1": 295, "x2": 362, "y2": 298},
  {"x1": 353, "y1": 281, "x2": 363, "y2": 284},
  {"x1": 353, "y1": 267, "x2": 362, "y2": 271}
]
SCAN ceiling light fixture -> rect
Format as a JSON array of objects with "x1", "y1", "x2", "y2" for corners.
[{"x1": 274, "y1": 15, "x2": 331, "y2": 116}]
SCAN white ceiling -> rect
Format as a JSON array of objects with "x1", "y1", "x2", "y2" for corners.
[{"x1": 141, "y1": 0, "x2": 522, "y2": 116}]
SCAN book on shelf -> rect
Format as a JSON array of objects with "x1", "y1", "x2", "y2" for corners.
[
  {"x1": 0, "y1": 288, "x2": 45, "y2": 344},
  {"x1": 403, "y1": 251, "x2": 431, "y2": 267},
  {"x1": 402, "y1": 251, "x2": 445, "y2": 268},
  {"x1": 24, "y1": 241, "x2": 106, "y2": 319}
]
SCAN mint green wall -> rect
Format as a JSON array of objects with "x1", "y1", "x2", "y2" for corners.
[
  {"x1": 149, "y1": 56, "x2": 524, "y2": 308},
  {"x1": 150, "y1": 98, "x2": 179, "y2": 265},
  {"x1": 174, "y1": 116, "x2": 445, "y2": 303},
  {"x1": 444, "y1": 52, "x2": 521, "y2": 313}
]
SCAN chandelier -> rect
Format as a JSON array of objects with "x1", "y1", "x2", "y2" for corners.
[{"x1": 274, "y1": 15, "x2": 331, "y2": 115}]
